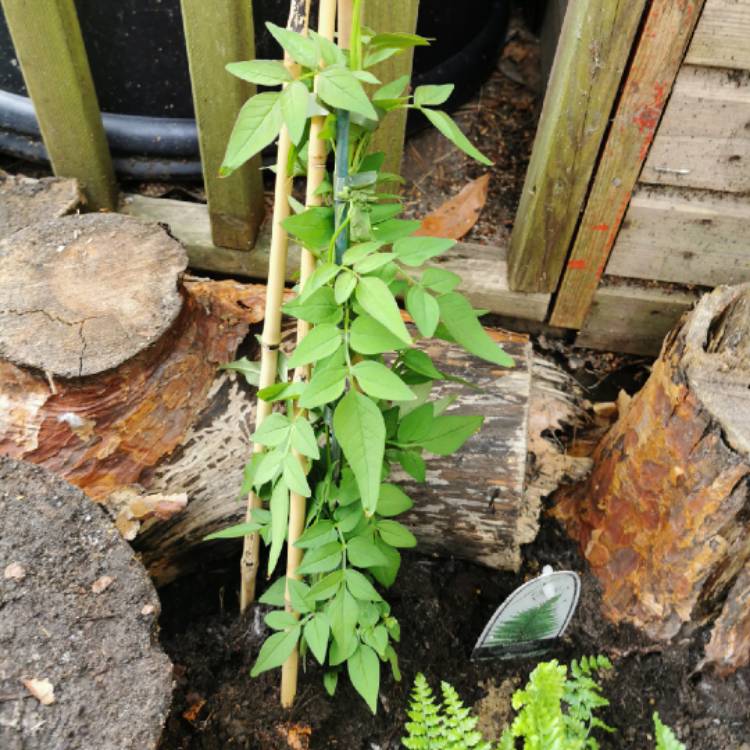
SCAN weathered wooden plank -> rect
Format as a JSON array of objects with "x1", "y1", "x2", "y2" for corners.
[
  {"x1": 121, "y1": 194, "x2": 551, "y2": 321},
  {"x1": 574, "y1": 279, "x2": 700, "y2": 356},
  {"x1": 363, "y1": 0, "x2": 420, "y2": 176},
  {"x1": 507, "y1": 0, "x2": 647, "y2": 294},
  {"x1": 180, "y1": 0, "x2": 265, "y2": 250},
  {"x1": 686, "y1": 0, "x2": 750, "y2": 70},
  {"x1": 607, "y1": 186, "x2": 750, "y2": 286},
  {"x1": 0, "y1": 0, "x2": 116, "y2": 210},
  {"x1": 540, "y1": 0, "x2": 568, "y2": 84},
  {"x1": 640, "y1": 66, "x2": 750, "y2": 193},
  {"x1": 550, "y1": 0, "x2": 706, "y2": 330}
]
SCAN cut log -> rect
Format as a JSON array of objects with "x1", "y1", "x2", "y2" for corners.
[
  {"x1": 0, "y1": 456, "x2": 172, "y2": 749},
  {"x1": 554, "y1": 283, "x2": 750, "y2": 673},
  {"x1": 0, "y1": 212, "x2": 187, "y2": 377},
  {"x1": 135, "y1": 333, "x2": 592, "y2": 585},
  {"x1": 0, "y1": 170, "x2": 82, "y2": 239}
]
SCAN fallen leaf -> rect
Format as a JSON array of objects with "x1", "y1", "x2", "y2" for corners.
[
  {"x1": 91, "y1": 575, "x2": 114, "y2": 594},
  {"x1": 182, "y1": 694, "x2": 206, "y2": 722},
  {"x1": 276, "y1": 722, "x2": 312, "y2": 750},
  {"x1": 4, "y1": 562, "x2": 26, "y2": 580},
  {"x1": 415, "y1": 174, "x2": 490, "y2": 240},
  {"x1": 22, "y1": 677, "x2": 55, "y2": 705}
]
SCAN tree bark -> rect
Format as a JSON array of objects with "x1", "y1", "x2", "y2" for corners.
[{"x1": 554, "y1": 283, "x2": 750, "y2": 673}]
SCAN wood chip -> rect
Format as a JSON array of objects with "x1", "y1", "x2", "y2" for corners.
[{"x1": 22, "y1": 677, "x2": 55, "y2": 705}]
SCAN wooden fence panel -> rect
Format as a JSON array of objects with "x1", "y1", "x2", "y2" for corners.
[
  {"x1": 180, "y1": 0, "x2": 265, "y2": 250},
  {"x1": 685, "y1": 0, "x2": 750, "y2": 70},
  {"x1": 550, "y1": 0, "x2": 706, "y2": 330},
  {"x1": 506, "y1": 0, "x2": 647, "y2": 293},
  {"x1": 0, "y1": 0, "x2": 116, "y2": 210}
]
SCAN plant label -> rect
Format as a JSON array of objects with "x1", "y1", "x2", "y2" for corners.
[{"x1": 472, "y1": 566, "x2": 580, "y2": 661}]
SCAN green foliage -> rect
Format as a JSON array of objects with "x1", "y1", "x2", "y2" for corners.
[
  {"x1": 402, "y1": 674, "x2": 492, "y2": 750},
  {"x1": 213, "y1": 4, "x2": 515, "y2": 715},
  {"x1": 653, "y1": 713, "x2": 686, "y2": 750}
]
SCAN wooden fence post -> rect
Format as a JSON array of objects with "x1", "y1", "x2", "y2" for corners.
[
  {"x1": 180, "y1": 0, "x2": 266, "y2": 250},
  {"x1": 0, "y1": 0, "x2": 117, "y2": 210},
  {"x1": 506, "y1": 0, "x2": 647, "y2": 294},
  {"x1": 363, "y1": 0, "x2": 420, "y2": 176},
  {"x1": 550, "y1": 0, "x2": 706, "y2": 329}
]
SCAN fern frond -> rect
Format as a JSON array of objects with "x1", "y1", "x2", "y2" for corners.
[
  {"x1": 653, "y1": 713, "x2": 686, "y2": 750},
  {"x1": 441, "y1": 681, "x2": 492, "y2": 750},
  {"x1": 403, "y1": 673, "x2": 443, "y2": 749},
  {"x1": 488, "y1": 596, "x2": 560, "y2": 645}
]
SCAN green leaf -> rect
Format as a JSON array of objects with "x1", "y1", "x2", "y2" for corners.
[
  {"x1": 369, "y1": 537, "x2": 401, "y2": 588},
  {"x1": 351, "y1": 360, "x2": 415, "y2": 402},
  {"x1": 266, "y1": 22, "x2": 320, "y2": 68},
  {"x1": 348, "y1": 643, "x2": 380, "y2": 713},
  {"x1": 299, "y1": 262, "x2": 340, "y2": 299},
  {"x1": 396, "y1": 450, "x2": 426, "y2": 482},
  {"x1": 372, "y1": 218, "x2": 421, "y2": 243},
  {"x1": 296, "y1": 541, "x2": 343, "y2": 575},
  {"x1": 393, "y1": 236, "x2": 455, "y2": 266},
  {"x1": 353, "y1": 69, "x2": 381, "y2": 84},
  {"x1": 356, "y1": 277, "x2": 411, "y2": 346},
  {"x1": 373, "y1": 74, "x2": 410, "y2": 102},
  {"x1": 414, "y1": 83, "x2": 454, "y2": 107},
  {"x1": 258, "y1": 381, "x2": 305, "y2": 403},
  {"x1": 283, "y1": 286, "x2": 342, "y2": 325},
  {"x1": 304, "y1": 613, "x2": 331, "y2": 665},
  {"x1": 422, "y1": 414, "x2": 483, "y2": 455},
  {"x1": 334, "y1": 269, "x2": 357, "y2": 303},
  {"x1": 253, "y1": 447, "x2": 285, "y2": 487},
  {"x1": 406, "y1": 286, "x2": 440, "y2": 338},
  {"x1": 328, "y1": 587, "x2": 359, "y2": 654},
  {"x1": 310, "y1": 30, "x2": 347, "y2": 66},
  {"x1": 401, "y1": 349, "x2": 444, "y2": 380},
  {"x1": 376, "y1": 484, "x2": 414, "y2": 516},
  {"x1": 421, "y1": 108, "x2": 492, "y2": 166},
  {"x1": 288, "y1": 578, "x2": 313, "y2": 614},
  {"x1": 324, "y1": 670, "x2": 339, "y2": 696},
  {"x1": 287, "y1": 324, "x2": 342, "y2": 368},
  {"x1": 421, "y1": 267, "x2": 461, "y2": 294},
  {"x1": 437, "y1": 293, "x2": 514, "y2": 366},
  {"x1": 364, "y1": 624, "x2": 389, "y2": 659},
  {"x1": 354, "y1": 252, "x2": 396, "y2": 275},
  {"x1": 282, "y1": 207, "x2": 335, "y2": 251},
  {"x1": 295, "y1": 520, "x2": 337, "y2": 549},
  {"x1": 385, "y1": 644, "x2": 402, "y2": 681},
  {"x1": 268, "y1": 480, "x2": 289, "y2": 576},
  {"x1": 265, "y1": 610, "x2": 299, "y2": 630},
  {"x1": 225, "y1": 60, "x2": 293, "y2": 86},
  {"x1": 203, "y1": 521, "x2": 262, "y2": 541},
  {"x1": 308, "y1": 570, "x2": 345, "y2": 601},
  {"x1": 349, "y1": 314, "x2": 407, "y2": 355},
  {"x1": 333, "y1": 391, "x2": 386, "y2": 515},
  {"x1": 250, "y1": 626, "x2": 300, "y2": 676},
  {"x1": 220, "y1": 356, "x2": 260, "y2": 386},
  {"x1": 342, "y1": 241, "x2": 383, "y2": 265},
  {"x1": 397, "y1": 402, "x2": 434, "y2": 444},
  {"x1": 259, "y1": 576, "x2": 287, "y2": 606},
  {"x1": 334, "y1": 502, "x2": 363, "y2": 533},
  {"x1": 298, "y1": 366, "x2": 347, "y2": 409},
  {"x1": 345, "y1": 569, "x2": 383, "y2": 602},
  {"x1": 252, "y1": 412, "x2": 291, "y2": 447},
  {"x1": 654, "y1": 713, "x2": 686, "y2": 750},
  {"x1": 283, "y1": 454, "x2": 311, "y2": 497},
  {"x1": 377, "y1": 519, "x2": 417, "y2": 548},
  {"x1": 347, "y1": 535, "x2": 389, "y2": 567},
  {"x1": 318, "y1": 67, "x2": 378, "y2": 120},
  {"x1": 280, "y1": 80, "x2": 310, "y2": 145},
  {"x1": 290, "y1": 417, "x2": 320, "y2": 459},
  {"x1": 221, "y1": 92, "x2": 282, "y2": 175}
]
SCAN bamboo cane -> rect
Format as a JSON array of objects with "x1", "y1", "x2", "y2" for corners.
[
  {"x1": 280, "y1": 0, "x2": 338, "y2": 709},
  {"x1": 240, "y1": 0, "x2": 312, "y2": 613}
]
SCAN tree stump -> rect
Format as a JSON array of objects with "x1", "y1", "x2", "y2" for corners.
[
  {"x1": 554, "y1": 283, "x2": 750, "y2": 674},
  {"x1": 0, "y1": 456, "x2": 172, "y2": 749}
]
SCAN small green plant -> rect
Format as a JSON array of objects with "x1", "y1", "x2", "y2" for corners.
[
  {"x1": 402, "y1": 659, "x2": 687, "y2": 750},
  {"x1": 210, "y1": 0, "x2": 511, "y2": 712},
  {"x1": 403, "y1": 673, "x2": 492, "y2": 750}
]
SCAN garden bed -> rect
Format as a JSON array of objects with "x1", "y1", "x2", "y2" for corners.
[{"x1": 157, "y1": 513, "x2": 750, "y2": 750}]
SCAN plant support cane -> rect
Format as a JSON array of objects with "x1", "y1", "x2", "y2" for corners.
[
  {"x1": 280, "y1": 0, "x2": 338, "y2": 708},
  {"x1": 237, "y1": 0, "x2": 312, "y2": 612}
]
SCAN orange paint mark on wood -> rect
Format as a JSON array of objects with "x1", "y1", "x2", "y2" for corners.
[
  {"x1": 592, "y1": 223, "x2": 609, "y2": 232},
  {"x1": 568, "y1": 259, "x2": 587, "y2": 270}
]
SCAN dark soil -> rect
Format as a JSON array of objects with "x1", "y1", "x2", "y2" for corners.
[
  {"x1": 0, "y1": 457, "x2": 172, "y2": 750},
  {"x1": 157, "y1": 510, "x2": 750, "y2": 750}
]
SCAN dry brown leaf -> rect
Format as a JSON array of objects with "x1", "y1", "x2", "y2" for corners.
[
  {"x1": 182, "y1": 694, "x2": 206, "y2": 722},
  {"x1": 276, "y1": 722, "x2": 312, "y2": 750},
  {"x1": 91, "y1": 575, "x2": 114, "y2": 594},
  {"x1": 415, "y1": 174, "x2": 490, "y2": 239},
  {"x1": 4, "y1": 562, "x2": 26, "y2": 580},
  {"x1": 22, "y1": 677, "x2": 55, "y2": 705}
]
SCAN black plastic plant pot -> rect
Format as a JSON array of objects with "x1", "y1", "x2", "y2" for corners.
[{"x1": 0, "y1": 0, "x2": 510, "y2": 180}]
